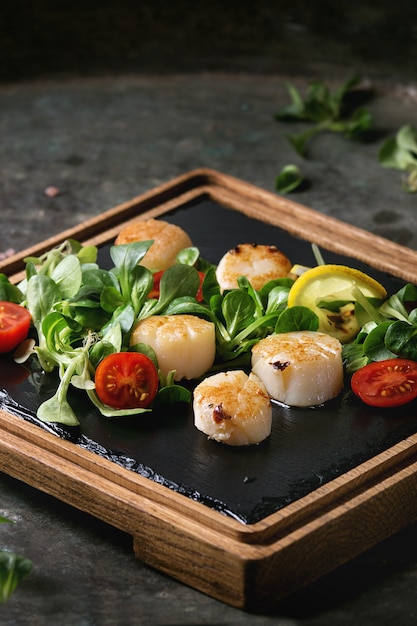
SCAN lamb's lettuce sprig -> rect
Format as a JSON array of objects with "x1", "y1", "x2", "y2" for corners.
[
  {"x1": 35, "y1": 313, "x2": 99, "y2": 426},
  {"x1": 0, "y1": 274, "x2": 25, "y2": 303},
  {"x1": 14, "y1": 239, "x2": 204, "y2": 425},
  {"x1": 23, "y1": 239, "x2": 98, "y2": 280},
  {"x1": 275, "y1": 75, "x2": 373, "y2": 157},
  {"x1": 379, "y1": 124, "x2": 417, "y2": 192},
  {"x1": 137, "y1": 263, "x2": 202, "y2": 321},
  {"x1": 188, "y1": 274, "x2": 318, "y2": 366},
  {"x1": 343, "y1": 283, "x2": 417, "y2": 372},
  {"x1": 0, "y1": 516, "x2": 32, "y2": 603}
]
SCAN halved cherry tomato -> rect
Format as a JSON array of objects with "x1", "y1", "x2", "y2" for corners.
[
  {"x1": 0, "y1": 301, "x2": 32, "y2": 353},
  {"x1": 94, "y1": 352, "x2": 159, "y2": 410},
  {"x1": 351, "y1": 358, "x2": 417, "y2": 408},
  {"x1": 195, "y1": 272, "x2": 205, "y2": 302},
  {"x1": 148, "y1": 270, "x2": 205, "y2": 302}
]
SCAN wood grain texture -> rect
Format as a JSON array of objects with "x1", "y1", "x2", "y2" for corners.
[{"x1": 2, "y1": 169, "x2": 417, "y2": 611}]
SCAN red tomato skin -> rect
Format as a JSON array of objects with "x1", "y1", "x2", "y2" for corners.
[
  {"x1": 94, "y1": 352, "x2": 159, "y2": 410},
  {"x1": 195, "y1": 271, "x2": 205, "y2": 302},
  {"x1": 148, "y1": 271, "x2": 164, "y2": 299},
  {"x1": 351, "y1": 358, "x2": 417, "y2": 408},
  {"x1": 0, "y1": 301, "x2": 32, "y2": 353}
]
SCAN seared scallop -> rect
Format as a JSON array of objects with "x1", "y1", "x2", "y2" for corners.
[
  {"x1": 215, "y1": 243, "x2": 292, "y2": 292},
  {"x1": 251, "y1": 331, "x2": 343, "y2": 407},
  {"x1": 130, "y1": 314, "x2": 215, "y2": 380},
  {"x1": 115, "y1": 218, "x2": 193, "y2": 271},
  {"x1": 193, "y1": 370, "x2": 272, "y2": 446}
]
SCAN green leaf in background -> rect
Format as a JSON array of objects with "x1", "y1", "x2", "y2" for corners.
[
  {"x1": 379, "y1": 124, "x2": 417, "y2": 192},
  {"x1": 0, "y1": 551, "x2": 32, "y2": 603},
  {"x1": 275, "y1": 75, "x2": 373, "y2": 157},
  {"x1": 275, "y1": 164, "x2": 304, "y2": 193},
  {"x1": 0, "y1": 517, "x2": 32, "y2": 603}
]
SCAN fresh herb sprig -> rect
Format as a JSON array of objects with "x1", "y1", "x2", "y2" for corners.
[
  {"x1": 0, "y1": 516, "x2": 32, "y2": 603},
  {"x1": 379, "y1": 124, "x2": 417, "y2": 192},
  {"x1": 275, "y1": 76, "x2": 373, "y2": 157},
  {"x1": 343, "y1": 283, "x2": 417, "y2": 372},
  {"x1": 171, "y1": 272, "x2": 318, "y2": 367},
  {"x1": 275, "y1": 164, "x2": 305, "y2": 194}
]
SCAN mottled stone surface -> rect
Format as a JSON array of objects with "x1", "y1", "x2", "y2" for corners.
[{"x1": 2, "y1": 74, "x2": 417, "y2": 258}]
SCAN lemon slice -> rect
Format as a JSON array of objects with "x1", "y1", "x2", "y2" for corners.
[{"x1": 287, "y1": 264, "x2": 387, "y2": 342}]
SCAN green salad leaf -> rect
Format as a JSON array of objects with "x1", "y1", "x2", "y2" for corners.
[
  {"x1": 343, "y1": 283, "x2": 417, "y2": 372},
  {"x1": 379, "y1": 124, "x2": 417, "y2": 192},
  {"x1": 275, "y1": 75, "x2": 373, "y2": 157},
  {"x1": 6, "y1": 239, "x2": 208, "y2": 425},
  {"x1": 0, "y1": 516, "x2": 32, "y2": 603},
  {"x1": 200, "y1": 275, "x2": 322, "y2": 365},
  {"x1": 275, "y1": 164, "x2": 305, "y2": 193}
]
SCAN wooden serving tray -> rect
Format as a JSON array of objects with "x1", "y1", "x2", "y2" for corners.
[{"x1": 2, "y1": 168, "x2": 417, "y2": 612}]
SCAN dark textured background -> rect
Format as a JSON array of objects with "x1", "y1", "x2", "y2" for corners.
[{"x1": 2, "y1": 1, "x2": 417, "y2": 82}]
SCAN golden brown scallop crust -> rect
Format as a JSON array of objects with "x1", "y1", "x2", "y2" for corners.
[
  {"x1": 216, "y1": 242, "x2": 292, "y2": 292},
  {"x1": 115, "y1": 218, "x2": 193, "y2": 271}
]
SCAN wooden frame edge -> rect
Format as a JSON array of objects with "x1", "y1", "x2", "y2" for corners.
[{"x1": 3, "y1": 168, "x2": 417, "y2": 610}]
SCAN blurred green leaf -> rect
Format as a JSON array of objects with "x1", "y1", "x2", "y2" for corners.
[
  {"x1": 275, "y1": 75, "x2": 373, "y2": 157},
  {"x1": 379, "y1": 124, "x2": 417, "y2": 192},
  {"x1": 0, "y1": 516, "x2": 32, "y2": 603},
  {"x1": 0, "y1": 551, "x2": 32, "y2": 603},
  {"x1": 275, "y1": 164, "x2": 304, "y2": 193}
]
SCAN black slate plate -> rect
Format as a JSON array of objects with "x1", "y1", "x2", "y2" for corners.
[{"x1": 1, "y1": 197, "x2": 415, "y2": 525}]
